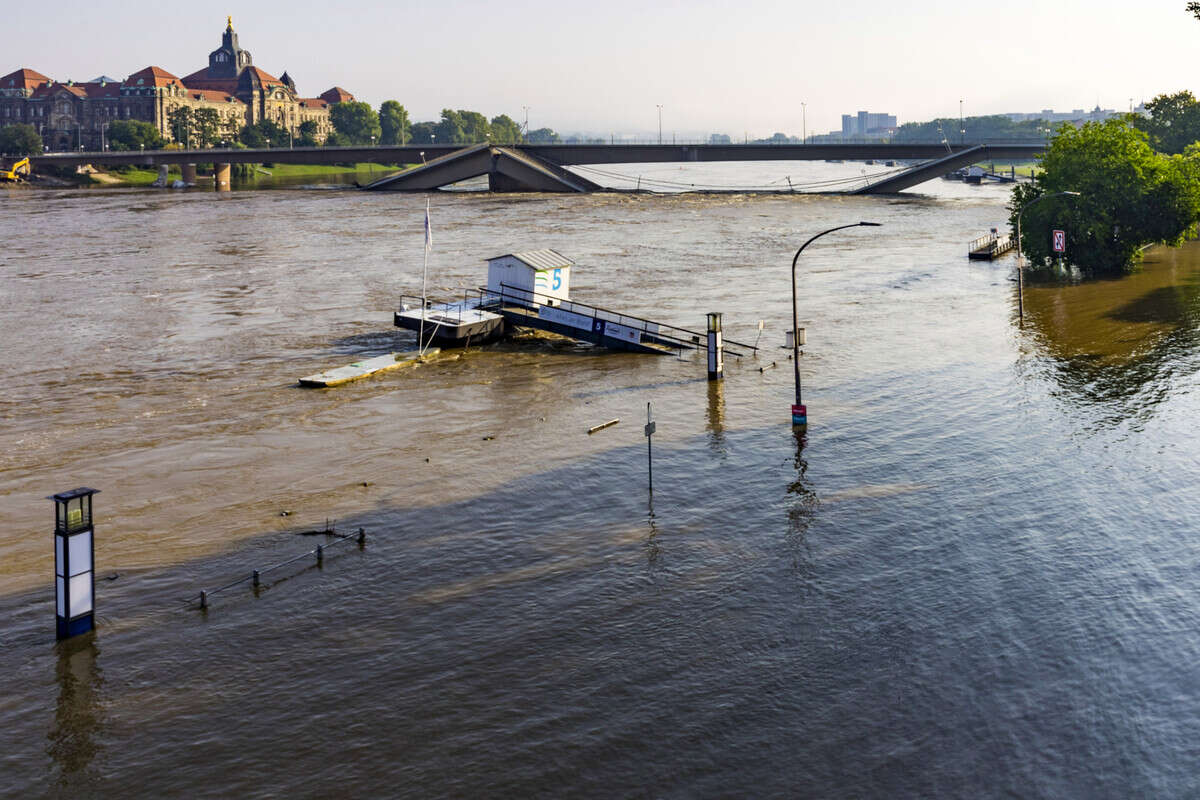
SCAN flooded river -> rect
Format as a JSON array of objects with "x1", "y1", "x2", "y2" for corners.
[{"x1": 3, "y1": 166, "x2": 1200, "y2": 797}]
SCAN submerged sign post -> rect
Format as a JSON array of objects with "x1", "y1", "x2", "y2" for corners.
[{"x1": 645, "y1": 402, "x2": 656, "y2": 495}]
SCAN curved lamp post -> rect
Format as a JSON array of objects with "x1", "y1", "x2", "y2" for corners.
[
  {"x1": 790, "y1": 221, "x2": 882, "y2": 426},
  {"x1": 1015, "y1": 191, "x2": 1080, "y2": 325}
]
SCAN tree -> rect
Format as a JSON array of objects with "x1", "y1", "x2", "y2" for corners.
[
  {"x1": 409, "y1": 121, "x2": 436, "y2": 144},
  {"x1": 379, "y1": 100, "x2": 411, "y2": 145},
  {"x1": 1130, "y1": 91, "x2": 1200, "y2": 154},
  {"x1": 297, "y1": 120, "x2": 320, "y2": 147},
  {"x1": 526, "y1": 127, "x2": 560, "y2": 144},
  {"x1": 0, "y1": 123, "x2": 42, "y2": 155},
  {"x1": 458, "y1": 110, "x2": 490, "y2": 142},
  {"x1": 193, "y1": 108, "x2": 222, "y2": 148},
  {"x1": 239, "y1": 119, "x2": 288, "y2": 148},
  {"x1": 434, "y1": 109, "x2": 465, "y2": 144},
  {"x1": 330, "y1": 101, "x2": 381, "y2": 145},
  {"x1": 490, "y1": 114, "x2": 522, "y2": 144},
  {"x1": 108, "y1": 120, "x2": 165, "y2": 151},
  {"x1": 1010, "y1": 119, "x2": 1200, "y2": 275},
  {"x1": 168, "y1": 106, "x2": 194, "y2": 147}
]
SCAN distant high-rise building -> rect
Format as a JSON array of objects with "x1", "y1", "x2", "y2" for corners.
[{"x1": 841, "y1": 110, "x2": 897, "y2": 140}]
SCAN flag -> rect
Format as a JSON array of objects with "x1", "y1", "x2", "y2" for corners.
[{"x1": 424, "y1": 200, "x2": 432, "y2": 251}]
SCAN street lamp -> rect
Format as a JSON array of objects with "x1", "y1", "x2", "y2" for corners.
[
  {"x1": 1015, "y1": 191, "x2": 1081, "y2": 325},
  {"x1": 657, "y1": 104, "x2": 663, "y2": 144},
  {"x1": 790, "y1": 222, "x2": 882, "y2": 426},
  {"x1": 801, "y1": 101, "x2": 807, "y2": 145}
]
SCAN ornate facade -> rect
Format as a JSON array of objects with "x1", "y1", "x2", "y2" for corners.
[{"x1": 0, "y1": 18, "x2": 354, "y2": 151}]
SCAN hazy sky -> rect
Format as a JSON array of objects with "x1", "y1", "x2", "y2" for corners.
[{"x1": 10, "y1": 0, "x2": 1199, "y2": 137}]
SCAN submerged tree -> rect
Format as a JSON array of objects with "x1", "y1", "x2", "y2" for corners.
[{"x1": 1010, "y1": 119, "x2": 1200, "y2": 275}]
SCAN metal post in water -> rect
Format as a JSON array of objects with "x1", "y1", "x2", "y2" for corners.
[
  {"x1": 199, "y1": 590, "x2": 208, "y2": 610},
  {"x1": 357, "y1": 527, "x2": 366, "y2": 547},
  {"x1": 316, "y1": 544, "x2": 324, "y2": 565},
  {"x1": 645, "y1": 402, "x2": 656, "y2": 496},
  {"x1": 252, "y1": 570, "x2": 260, "y2": 588},
  {"x1": 706, "y1": 312, "x2": 724, "y2": 381}
]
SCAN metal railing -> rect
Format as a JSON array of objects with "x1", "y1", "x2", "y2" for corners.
[
  {"x1": 190, "y1": 527, "x2": 366, "y2": 610},
  {"x1": 482, "y1": 283, "x2": 759, "y2": 355}
]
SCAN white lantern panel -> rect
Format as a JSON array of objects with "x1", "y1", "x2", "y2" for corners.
[
  {"x1": 55, "y1": 535, "x2": 64, "y2": 577},
  {"x1": 68, "y1": 530, "x2": 92, "y2": 576},
  {"x1": 56, "y1": 576, "x2": 65, "y2": 616},
  {"x1": 68, "y1": 573, "x2": 92, "y2": 618}
]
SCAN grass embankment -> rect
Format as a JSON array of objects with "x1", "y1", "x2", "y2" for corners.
[
  {"x1": 970, "y1": 161, "x2": 1041, "y2": 178},
  {"x1": 88, "y1": 162, "x2": 404, "y2": 186}
]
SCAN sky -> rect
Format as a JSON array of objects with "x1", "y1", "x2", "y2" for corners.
[{"x1": 9, "y1": 0, "x2": 1200, "y2": 138}]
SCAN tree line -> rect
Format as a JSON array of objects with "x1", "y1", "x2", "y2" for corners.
[{"x1": 0, "y1": 102, "x2": 561, "y2": 156}]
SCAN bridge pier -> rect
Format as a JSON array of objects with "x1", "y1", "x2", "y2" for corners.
[
  {"x1": 180, "y1": 164, "x2": 197, "y2": 185},
  {"x1": 214, "y1": 163, "x2": 231, "y2": 191}
]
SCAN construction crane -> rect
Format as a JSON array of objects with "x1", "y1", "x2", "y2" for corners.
[{"x1": 1, "y1": 157, "x2": 31, "y2": 182}]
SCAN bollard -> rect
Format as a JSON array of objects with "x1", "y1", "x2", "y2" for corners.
[
  {"x1": 706, "y1": 312, "x2": 723, "y2": 381},
  {"x1": 199, "y1": 590, "x2": 208, "y2": 610},
  {"x1": 49, "y1": 488, "x2": 99, "y2": 640}
]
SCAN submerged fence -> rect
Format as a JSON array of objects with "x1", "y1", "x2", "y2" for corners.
[{"x1": 191, "y1": 527, "x2": 366, "y2": 610}]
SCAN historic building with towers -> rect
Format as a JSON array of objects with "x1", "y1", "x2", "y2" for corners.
[{"x1": 0, "y1": 18, "x2": 355, "y2": 151}]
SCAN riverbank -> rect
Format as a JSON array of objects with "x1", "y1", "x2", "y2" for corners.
[{"x1": 62, "y1": 161, "x2": 407, "y2": 187}]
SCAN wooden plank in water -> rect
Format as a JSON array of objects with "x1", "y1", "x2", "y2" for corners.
[{"x1": 298, "y1": 349, "x2": 440, "y2": 387}]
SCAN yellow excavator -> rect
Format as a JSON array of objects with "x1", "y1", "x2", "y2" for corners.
[{"x1": 1, "y1": 157, "x2": 31, "y2": 182}]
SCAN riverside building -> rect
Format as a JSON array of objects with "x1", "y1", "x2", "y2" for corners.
[{"x1": 0, "y1": 18, "x2": 354, "y2": 151}]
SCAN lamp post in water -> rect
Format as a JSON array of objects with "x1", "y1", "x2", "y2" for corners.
[
  {"x1": 790, "y1": 222, "x2": 882, "y2": 426},
  {"x1": 1015, "y1": 191, "x2": 1081, "y2": 325}
]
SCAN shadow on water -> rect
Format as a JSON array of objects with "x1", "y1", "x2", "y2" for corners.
[{"x1": 1021, "y1": 242, "x2": 1200, "y2": 411}]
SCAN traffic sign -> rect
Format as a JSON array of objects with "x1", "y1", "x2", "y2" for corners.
[{"x1": 1052, "y1": 229, "x2": 1066, "y2": 253}]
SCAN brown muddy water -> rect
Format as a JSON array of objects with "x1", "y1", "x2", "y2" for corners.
[{"x1": 3, "y1": 169, "x2": 1200, "y2": 797}]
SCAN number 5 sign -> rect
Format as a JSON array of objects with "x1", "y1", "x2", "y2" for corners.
[{"x1": 1052, "y1": 229, "x2": 1066, "y2": 253}]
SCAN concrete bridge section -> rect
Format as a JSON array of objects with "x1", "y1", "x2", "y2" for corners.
[
  {"x1": 361, "y1": 143, "x2": 602, "y2": 192},
  {"x1": 849, "y1": 144, "x2": 1040, "y2": 194},
  {"x1": 28, "y1": 141, "x2": 1044, "y2": 194}
]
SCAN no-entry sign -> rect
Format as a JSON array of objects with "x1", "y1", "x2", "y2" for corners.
[{"x1": 1052, "y1": 229, "x2": 1066, "y2": 253}]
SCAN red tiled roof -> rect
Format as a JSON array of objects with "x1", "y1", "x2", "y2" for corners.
[
  {"x1": 125, "y1": 66, "x2": 181, "y2": 87},
  {"x1": 31, "y1": 82, "x2": 86, "y2": 99},
  {"x1": 83, "y1": 82, "x2": 121, "y2": 98},
  {"x1": 299, "y1": 98, "x2": 329, "y2": 109},
  {"x1": 245, "y1": 66, "x2": 280, "y2": 82},
  {"x1": 1, "y1": 68, "x2": 52, "y2": 90},
  {"x1": 319, "y1": 87, "x2": 353, "y2": 104},
  {"x1": 182, "y1": 76, "x2": 240, "y2": 94},
  {"x1": 190, "y1": 89, "x2": 243, "y2": 104}
]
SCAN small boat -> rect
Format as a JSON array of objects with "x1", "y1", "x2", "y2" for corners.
[{"x1": 963, "y1": 165, "x2": 985, "y2": 185}]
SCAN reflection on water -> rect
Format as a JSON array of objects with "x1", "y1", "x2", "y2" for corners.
[
  {"x1": 705, "y1": 379, "x2": 726, "y2": 454},
  {"x1": 47, "y1": 635, "x2": 104, "y2": 790},
  {"x1": 1023, "y1": 243, "x2": 1200, "y2": 410}
]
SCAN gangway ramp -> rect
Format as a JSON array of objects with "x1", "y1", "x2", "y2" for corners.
[{"x1": 483, "y1": 284, "x2": 758, "y2": 356}]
